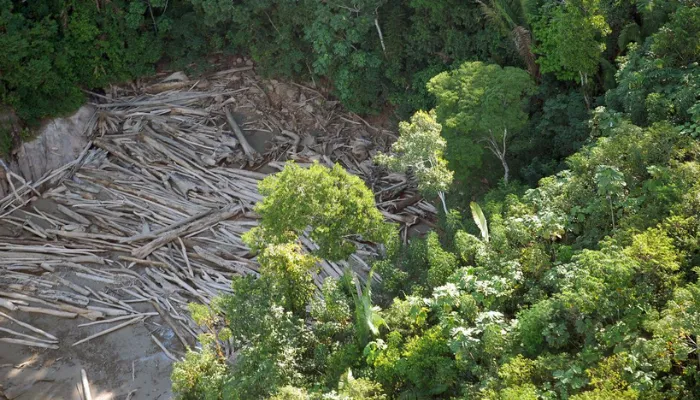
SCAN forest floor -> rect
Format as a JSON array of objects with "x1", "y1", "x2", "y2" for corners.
[{"x1": 0, "y1": 62, "x2": 436, "y2": 399}]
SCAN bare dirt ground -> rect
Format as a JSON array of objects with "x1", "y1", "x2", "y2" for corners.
[
  {"x1": 1, "y1": 306, "x2": 174, "y2": 399},
  {"x1": 0, "y1": 61, "x2": 436, "y2": 399}
]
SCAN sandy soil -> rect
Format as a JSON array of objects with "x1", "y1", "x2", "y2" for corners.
[{"x1": 0, "y1": 301, "x2": 177, "y2": 400}]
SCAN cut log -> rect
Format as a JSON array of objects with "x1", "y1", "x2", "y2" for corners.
[
  {"x1": 0, "y1": 338, "x2": 59, "y2": 350},
  {"x1": 81, "y1": 369, "x2": 93, "y2": 400},
  {"x1": 224, "y1": 107, "x2": 258, "y2": 163},
  {"x1": 151, "y1": 334, "x2": 178, "y2": 361},
  {"x1": 79, "y1": 312, "x2": 158, "y2": 327},
  {"x1": 37, "y1": 289, "x2": 89, "y2": 307},
  {"x1": 132, "y1": 204, "x2": 240, "y2": 258},
  {"x1": 0, "y1": 298, "x2": 17, "y2": 311},
  {"x1": 86, "y1": 306, "x2": 128, "y2": 317},
  {"x1": 55, "y1": 276, "x2": 91, "y2": 296},
  {"x1": 0, "y1": 327, "x2": 58, "y2": 344},
  {"x1": 73, "y1": 316, "x2": 143, "y2": 346},
  {"x1": 0, "y1": 311, "x2": 57, "y2": 340},
  {"x1": 17, "y1": 306, "x2": 77, "y2": 318}
]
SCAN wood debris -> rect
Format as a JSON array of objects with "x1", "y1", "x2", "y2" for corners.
[{"x1": 0, "y1": 66, "x2": 436, "y2": 359}]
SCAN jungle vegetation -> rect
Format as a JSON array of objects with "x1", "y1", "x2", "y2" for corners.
[{"x1": 2, "y1": 0, "x2": 700, "y2": 398}]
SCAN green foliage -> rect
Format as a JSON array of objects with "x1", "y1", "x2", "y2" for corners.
[
  {"x1": 646, "y1": 274, "x2": 700, "y2": 364},
  {"x1": 470, "y1": 202, "x2": 490, "y2": 243},
  {"x1": 375, "y1": 110, "x2": 453, "y2": 197},
  {"x1": 258, "y1": 243, "x2": 319, "y2": 316},
  {"x1": 180, "y1": 0, "x2": 508, "y2": 115},
  {"x1": 428, "y1": 61, "x2": 535, "y2": 181},
  {"x1": 649, "y1": 5, "x2": 700, "y2": 67},
  {"x1": 0, "y1": 0, "x2": 162, "y2": 123},
  {"x1": 606, "y1": 6, "x2": 700, "y2": 126},
  {"x1": 270, "y1": 371, "x2": 387, "y2": 400},
  {"x1": 425, "y1": 232, "x2": 459, "y2": 289},
  {"x1": 270, "y1": 386, "x2": 311, "y2": 400},
  {"x1": 336, "y1": 369, "x2": 387, "y2": 400},
  {"x1": 218, "y1": 277, "x2": 310, "y2": 399},
  {"x1": 532, "y1": 0, "x2": 611, "y2": 81},
  {"x1": 244, "y1": 162, "x2": 392, "y2": 261},
  {"x1": 346, "y1": 270, "x2": 387, "y2": 347},
  {"x1": 521, "y1": 89, "x2": 591, "y2": 183},
  {"x1": 375, "y1": 237, "x2": 431, "y2": 300},
  {"x1": 0, "y1": 123, "x2": 13, "y2": 157},
  {"x1": 173, "y1": 2, "x2": 700, "y2": 399},
  {"x1": 383, "y1": 0, "x2": 508, "y2": 115},
  {"x1": 478, "y1": 0, "x2": 539, "y2": 78},
  {"x1": 304, "y1": 0, "x2": 386, "y2": 113},
  {"x1": 188, "y1": 0, "x2": 309, "y2": 77},
  {"x1": 366, "y1": 327, "x2": 459, "y2": 398},
  {"x1": 172, "y1": 346, "x2": 229, "y2": 400}
]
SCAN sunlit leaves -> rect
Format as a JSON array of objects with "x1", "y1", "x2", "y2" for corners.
[
  {"x1": 428, "y1": 61, "x2": 535, "y2": 181},
  {"x1": 533, "y1": 0, "x2": 611, "y2": 81},
  {"x1": 375, "y1": 110, "x2": 453, "y2": 197},
  {"x1": 245, "y1": 161, "x2": 392, "y2": 261}
]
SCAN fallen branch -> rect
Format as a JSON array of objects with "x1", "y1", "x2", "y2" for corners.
[
  {"x1": 81, "y1": 369, "x2": 93, "y2": 400},
  {"x1": 78, "y1": 312, "x2": 158, "y2": 327},
  {"x1": 151, "y1": 334, "x2": 178, "y2": 361},
  {"x1": 0, "y1": 311, "x2": 57, "y2": 340},
  {"x1": 0, "y1": 337, "x2": 59, "y2": 350},
  {"x1": 0, "y1": 298, "x2": 17, "y2": 311},
  {"x1": 0, "y1": 327, "x2": 58, "y2": 344},
  {"x1": 132, "y1": 204, "x2": 240, "y2": 258},
  {"x1": 73, "y1": 316, "x2": 144, "y2": 346},
  {"x1": 224, "y1": 107, "x2": 258, "y2": 162},
  {"x1": 17, "y1": 306, "x2": 77, "y2": 318}
]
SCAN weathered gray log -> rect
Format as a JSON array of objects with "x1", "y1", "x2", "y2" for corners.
[{"x1": 132, "y1": 204, "x2": 240, "y2": 258}]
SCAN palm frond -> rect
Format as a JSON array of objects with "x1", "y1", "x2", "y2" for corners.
[
  {"x1": 477, "y1": 0, "x2": 509, "y2": 35},
  {"x1": 512, "y1": 25, "x2": 539, "y2": 78},
  {"x1": 470, "y1": 201, "x2": 490, "y2": 243}
]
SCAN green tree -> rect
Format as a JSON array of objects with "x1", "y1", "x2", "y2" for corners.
[
  {"x1": 532, "y1": 0, "x2": 611, "y2": 84},
  {"x1": 171, "y1": 345, "x2": 229, "y2": 400},
  {"x1": 428, "y1": 61, "x2": 536, "y2": 183},
  {"x1": 0, "y1": 0, "x2": 162, "y2": 123},
  {"x1": 606, "y1": 6, "x2": 700, "y2": 126},
  {"x1": 304, "y1": 0, "x2": 387, "y2": 113},
  {"x1": 258, "y1": 243, "x2": 319, "y2": 316},
  {"x1": 375, "y1": 110, "x2": 453, "y2": 213},
  {"x1": 244, "y1": 162, "x2": 393, "y2": 261},
  {"x1": 594, "y1": 165, "x2": 626, "y2": 230}
]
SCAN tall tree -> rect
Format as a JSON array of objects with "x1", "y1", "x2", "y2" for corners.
[
  {"x1": 244, "y1": 161, "x2": 393, "y2": 261},
  {"x1": 532, "y1": 0, "x2": 611, "y2": 87},
  {"x1": 375, "y1": 110, "x2": 453, "y2": 213},
  {"x1": 427, "y1": 61, "x2": 535, "y2": 184}
]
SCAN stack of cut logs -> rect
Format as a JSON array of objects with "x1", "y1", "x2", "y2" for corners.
[{"x1": 0, "y1": 66, "x2": 436, "y2": 356}]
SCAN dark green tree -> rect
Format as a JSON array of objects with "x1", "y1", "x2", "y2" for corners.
[{"x1": 428, "y1": 61, "x2": 536, "y2": 183}]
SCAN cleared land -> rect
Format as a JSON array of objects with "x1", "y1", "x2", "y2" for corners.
[{"x1": 0, "y1": 65, "x2": 435, "y2": 399}]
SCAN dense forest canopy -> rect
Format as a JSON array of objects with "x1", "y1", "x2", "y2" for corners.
[{"x1": 2, "y1": 0, "x2": 700, "y2": 399}]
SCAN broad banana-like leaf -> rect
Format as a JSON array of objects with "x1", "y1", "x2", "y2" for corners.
[{"x1": 470, "y1": 201, "x2": 489, "y2": 242}]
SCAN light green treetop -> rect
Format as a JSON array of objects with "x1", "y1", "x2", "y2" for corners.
[
  {"x1": 244, "y1": 161, "x2": 393, "y2": 261},
  {"x1": 375, "y1": 110, "x2": 453, "y2": 200}
]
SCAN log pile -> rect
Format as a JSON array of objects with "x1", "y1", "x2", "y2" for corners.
[{"x1": 0, "y1": 66, "x2": 437, "y2": 357}]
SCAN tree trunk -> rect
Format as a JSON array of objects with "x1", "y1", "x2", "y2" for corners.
[
  {"x1": 500, "y1": 156, "x2": 509, "y2": 184},
  {"x1": 438, "y1": 191, "x2": 448, "y2": 215},
  {"x1": 484, "y1": 129, "x2": 510, "y2": 184}
]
